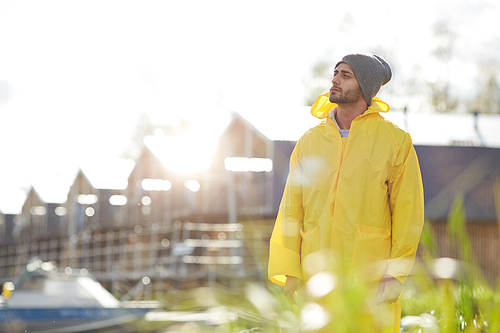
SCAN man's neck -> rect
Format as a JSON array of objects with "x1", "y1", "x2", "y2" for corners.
[{"x1": 335, "y1": 101, "x2": 368, "y2": 130}]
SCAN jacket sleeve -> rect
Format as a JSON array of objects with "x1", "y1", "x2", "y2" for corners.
[
  {"x1": 268, "y1": 143, "x2": 304, "y2": 286},
  {"x1": 386, "y1": 133, "x2": 425, "y2": 284}
]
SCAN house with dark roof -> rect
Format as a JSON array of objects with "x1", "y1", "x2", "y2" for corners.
[
  {"x1": 65, "y1": 159, "x2": 135, "y2": 236},
  {"x1": 125, "y1": 112, "x2": 282, "y2": 227},
  {"x1": 16, "y1": 186, "x2": 65, "y2": 243},
  {"x1": 119, "y1": 112, "x2": 283, "y2": 284}
]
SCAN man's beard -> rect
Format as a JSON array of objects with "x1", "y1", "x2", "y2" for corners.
[{"x1": 329, "y1": 86, "x2": 363, "y2": 104}]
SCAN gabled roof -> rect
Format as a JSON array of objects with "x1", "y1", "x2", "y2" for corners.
[
  {"x1": 21, "y1": 186, "x2": 44, "y2": 213},
  {"x1": 1, "y1": 182, "x2": 69, "y2": 216}
]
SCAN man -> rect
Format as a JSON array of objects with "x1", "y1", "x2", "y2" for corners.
[{"x1": 268, "y1": 53, "x2": 424, "y2": 332}]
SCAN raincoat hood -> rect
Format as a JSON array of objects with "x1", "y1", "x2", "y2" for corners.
[{"x1": 310, "y1": 92, "x2": 390, "y2": 119}]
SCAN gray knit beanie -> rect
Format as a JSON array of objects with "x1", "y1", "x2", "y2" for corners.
[{"x1": 336, "y1": 53, "x2": 392, "y2": 106}]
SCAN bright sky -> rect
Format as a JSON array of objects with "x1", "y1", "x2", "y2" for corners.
[{"x1": 0, "y1": 0, "x2": 498, "y2": 213}]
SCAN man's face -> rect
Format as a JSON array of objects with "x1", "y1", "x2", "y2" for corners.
[{"x1": 329, "y1": 63, "x2": 364, "y2": 104}]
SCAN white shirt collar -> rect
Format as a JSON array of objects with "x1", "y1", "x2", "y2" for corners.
[{"x1": 329, "y1": 107, "x2": 349, "y2": 137}]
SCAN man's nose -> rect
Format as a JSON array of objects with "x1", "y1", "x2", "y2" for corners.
[{"x1": 331, "y1": 75, "x2": 340, "y2": 85}]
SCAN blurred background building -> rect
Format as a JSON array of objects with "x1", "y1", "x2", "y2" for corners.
[{"x1": 1, "y1": 109, "x2": 499, "y2": 294}]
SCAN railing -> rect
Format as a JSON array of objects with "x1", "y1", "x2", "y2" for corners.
[{"x1": 0, "y1": 219, "x2": 273, "y2": 296}]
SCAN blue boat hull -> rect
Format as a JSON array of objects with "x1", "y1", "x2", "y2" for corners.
[{"x1": 0, "y1": 307, "x2": 150, "y2": 333}]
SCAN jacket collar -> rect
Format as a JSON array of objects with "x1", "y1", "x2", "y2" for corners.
[{"x1": 311, "y1": 93, "x2": 389, "y2": 119}]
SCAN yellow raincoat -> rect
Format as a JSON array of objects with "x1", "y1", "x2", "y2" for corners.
[{"x1": 268, "y1": 94, "x2": 424, "y2": 331}]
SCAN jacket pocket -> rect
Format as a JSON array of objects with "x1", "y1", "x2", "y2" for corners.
[
  {"x1": 300, "y1": 226, "x2": 320, "y2": 279},
  {"x1": 351, "y1": 224, "x2": 391, "y2": 282}
]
